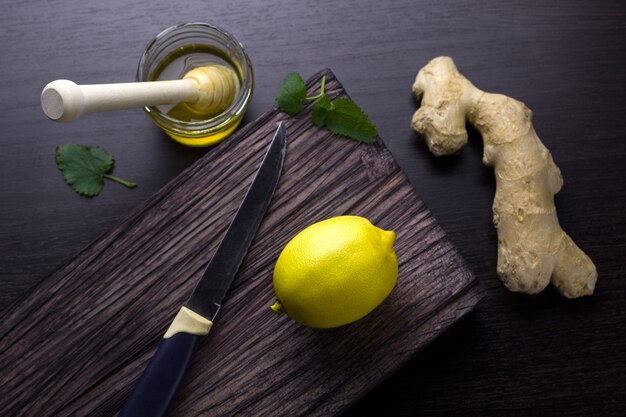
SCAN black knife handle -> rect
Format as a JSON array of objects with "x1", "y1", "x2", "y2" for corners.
[{"x1": 118, "y1": 332, "x2": 198, "y2": 417}]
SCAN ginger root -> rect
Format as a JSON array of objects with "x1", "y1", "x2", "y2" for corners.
[{"x1": 411, "y1": 56, "x2": 597, "y2": 298}]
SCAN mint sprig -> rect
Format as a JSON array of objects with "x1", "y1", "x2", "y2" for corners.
[{"x1": 274, "y1": 72, "x2": 378, "y2": 144}]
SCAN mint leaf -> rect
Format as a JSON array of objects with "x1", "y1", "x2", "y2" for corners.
[
  {"x1": 56, "y1": 144, "x2": 137, "y2": 197},
  {"x1": 275, "y1": 72, "x2": 307, "y2": 114},
  {"x1": 312, "y1": 94, "x2": 331, "y2": 126},
  {"x1": 324, "y1": 98, "x2": 378, "y2": 144}
]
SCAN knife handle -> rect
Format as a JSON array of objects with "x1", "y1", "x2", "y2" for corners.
[
  {"x1": 118, "y1": 332, "x2": 198, "y2": 417},
  {"x1": 119, "y1": 307, "x2": 213, "y2": 417}
]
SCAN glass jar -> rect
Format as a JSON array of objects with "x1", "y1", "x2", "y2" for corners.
[{"x1": 137, "y1": 22, "x2": 254, "y2": 147}]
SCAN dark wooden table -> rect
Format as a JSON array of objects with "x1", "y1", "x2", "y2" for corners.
[{"x1": 2, "y1": 0, "x2": 625, "y2": 415}]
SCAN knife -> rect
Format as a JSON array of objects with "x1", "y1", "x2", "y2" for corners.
[{"x1": 118, "y1": 122, "x2": 287, "y2": 417}]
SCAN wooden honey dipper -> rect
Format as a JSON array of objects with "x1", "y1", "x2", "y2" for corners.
[{"x1": 41, "y1": 65, "x2": 240, "y2": 122}]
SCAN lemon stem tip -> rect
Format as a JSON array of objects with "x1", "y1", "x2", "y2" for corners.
[
  {"x1": 381, "y1": 229, "x2": 396, "y2": 247},
  {"x1": 269, "y1": 300, "x2": 283, "y2": 314}
]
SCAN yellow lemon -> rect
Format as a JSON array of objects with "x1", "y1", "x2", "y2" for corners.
[{"x1": 270, "y1": 216, "x2": 398, "y2": 328}]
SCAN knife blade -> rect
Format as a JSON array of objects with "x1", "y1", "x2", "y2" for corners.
[{"x1": 118, "y1": 122, "x2": 287, "y2": 417}]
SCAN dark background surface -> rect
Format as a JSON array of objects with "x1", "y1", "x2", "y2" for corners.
[{"x1": 1, "y1": 0, "x2": 625, "y2": 415}]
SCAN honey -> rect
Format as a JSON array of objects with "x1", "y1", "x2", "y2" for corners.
[{"x1": 151, "y1": 45, "x2": 241, "y2": 122}]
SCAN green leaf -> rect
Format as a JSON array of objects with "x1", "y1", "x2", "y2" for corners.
[
  {"x1": 274, "y1": 72, "x2": 307, "y2": 114},
  {"x1": 274, "y1": 71, "x2": 378, "y2": 145},
  {"x1": 55, "y1": 144, "x2": 137, "y2": 197},
  {"x1": 324, "y1": 98, "x2": 378, "y2": 144},
  {"x1": 311, "y1": 94, "x2": 331, "y2": 126}
]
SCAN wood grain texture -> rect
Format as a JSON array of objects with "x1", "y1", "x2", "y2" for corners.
[{"x1": 0, "y1": 71, "x2": 480, "y2": 416}]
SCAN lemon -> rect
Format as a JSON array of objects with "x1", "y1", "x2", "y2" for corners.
[{"x1": 270, "y1": 216, "x2": 398, "y2": 328}]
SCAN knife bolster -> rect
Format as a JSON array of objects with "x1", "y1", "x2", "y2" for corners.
[{"x1": 164, "y1": 306, "x2": 213, "y2": 338}]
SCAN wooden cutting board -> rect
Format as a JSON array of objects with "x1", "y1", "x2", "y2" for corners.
[{"x1": 0, "y1": 70, "x2": 481, "y2": 416}]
